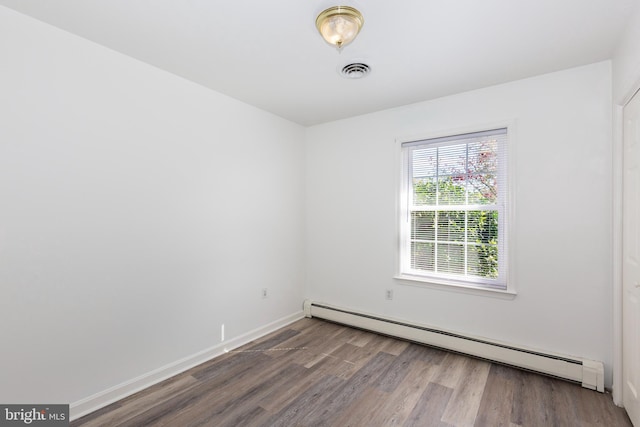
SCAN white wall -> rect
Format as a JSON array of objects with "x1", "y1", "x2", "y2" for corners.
[
  {"x1": 305, "y1": 61, "x2": 615, "y2": 385},
  {"x1": 0, "y1": 6, "x2": 305, "y2": 405},
  {"x1": 613, "y1": 2, "x2": 640, "y2": 103}
]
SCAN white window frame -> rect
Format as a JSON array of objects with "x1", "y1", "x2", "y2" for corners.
[{"x1": 395, "y1": 122, "x2": 516, "y2": 297}]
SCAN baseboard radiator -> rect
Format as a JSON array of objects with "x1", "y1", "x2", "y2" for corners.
[{"x1": 303, "y1": 300, "x2": 604, "y2": 392}]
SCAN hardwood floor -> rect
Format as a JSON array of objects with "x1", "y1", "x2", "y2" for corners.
[{"x1": 71, "y1": 318, "x2": 632, "y2": 426}]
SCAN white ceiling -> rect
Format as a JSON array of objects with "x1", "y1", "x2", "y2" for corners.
[{"x1": 0, "y1": 0, "x2": 635, "y2": 126}]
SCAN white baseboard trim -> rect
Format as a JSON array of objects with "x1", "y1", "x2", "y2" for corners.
[
  {"x1": 70, "y1": 311, "x2": 305, "y2": 421},
  {"x1": 304, "y1": 300, "x2": 605, "y2": 392}
]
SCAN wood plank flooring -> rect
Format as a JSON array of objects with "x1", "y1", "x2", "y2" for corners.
[{"x1": 71, "y1": 318, "x2": 632, "y2": 427}]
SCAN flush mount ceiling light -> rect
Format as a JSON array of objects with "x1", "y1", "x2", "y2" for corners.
[{"x1": 316, "y1": 6, "x2": 364, "y2": 51}]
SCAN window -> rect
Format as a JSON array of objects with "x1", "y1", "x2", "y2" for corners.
[{"x1": 398, "y1": 128, "x2": 509, "y2": 290}]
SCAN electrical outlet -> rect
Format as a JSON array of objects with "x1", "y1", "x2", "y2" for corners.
[
  {"x1": 221, "y1": 324, "x2": 225, "y2": 342},
  {"x1": 262, "y1": 288, "x2": 268, "y2": 298},
  {"x1": 386, "y1": 289, "x2": 394, "y2": 300}
]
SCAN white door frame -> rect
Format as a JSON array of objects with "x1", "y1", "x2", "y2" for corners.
[
  {"x1": 614, "y1": 102, "x2": 624, "y2": 406},
  {"x1": 614, "y1": 81, "x2": 640, "y2": 406}
]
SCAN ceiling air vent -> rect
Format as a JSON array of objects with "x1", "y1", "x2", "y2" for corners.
[{"x1": 340, "y1": 62, "x2": 371, "y2": 79}]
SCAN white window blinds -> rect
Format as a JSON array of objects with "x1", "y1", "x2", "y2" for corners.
[{"x1": 400, "y1": 128, "x2": 508, "y2": 289}]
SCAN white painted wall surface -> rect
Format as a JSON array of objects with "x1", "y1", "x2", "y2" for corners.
[
  {"x1": 305, "y1": 61, "x2": 615, "y2": 385},
  {"x1": 613, "y1": 2, "x2": 640, "y2": 103},
  {"x1": 0, "y1": 7, "x2": 305, "y2": 404}
]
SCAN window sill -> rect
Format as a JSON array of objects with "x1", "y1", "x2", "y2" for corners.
[{"x1": 393, "y1": 274, "x2": 517, "y2": 300}]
